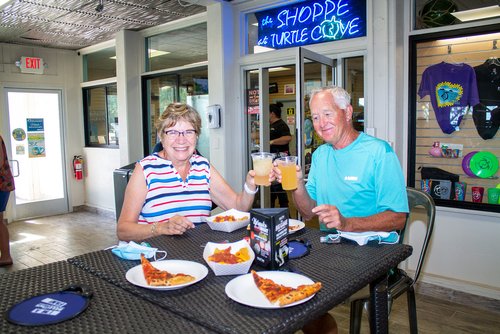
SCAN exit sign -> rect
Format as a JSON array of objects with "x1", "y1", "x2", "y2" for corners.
[{"x1": 19, "y1": 57, "x2": 44, "y2": 74}]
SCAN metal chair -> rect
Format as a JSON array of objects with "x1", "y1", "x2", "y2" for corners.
[{"x1": 349, "y1": 187, "x2": 436, "y2": 334}]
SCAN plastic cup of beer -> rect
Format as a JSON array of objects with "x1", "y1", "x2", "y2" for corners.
[
  {"x1": 276, "y1": 156, "x2": 298, "y2": 190},
  {"x1": 251, "y1": 152, "x2": 274, "y2": 186}
]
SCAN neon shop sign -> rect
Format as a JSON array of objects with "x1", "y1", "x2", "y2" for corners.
[{"x1": 255, "y1": 0, "x2": 366, "y2": 50}]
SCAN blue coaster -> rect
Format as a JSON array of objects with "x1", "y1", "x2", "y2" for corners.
[
  {"x1": 288, "y1": 240, "x2": 311, "y2": 259},
  {"x1": 7, "y1": 285, "x2": 92, "y2": 326}
]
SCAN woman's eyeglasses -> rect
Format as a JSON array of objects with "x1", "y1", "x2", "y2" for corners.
[{"x1": 164, "y1": 129, "x2": 197, "y2": 140}]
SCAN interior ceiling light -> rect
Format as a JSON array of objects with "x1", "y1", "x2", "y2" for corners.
[
  {"x1": 0, "y1": 0, "x2": 12, "y2": 8},
  {"x1": 109, "y1": 49, "x2": 170, "y2": 59},
  {"x1": 149, "y1": 49, "x2": 170, "y2": 58},
  {"x1": 451, "y1": 5, "x2": 500, "y2": 22},
  {"x1": 254, "y1": 45, "x2": 274, "y2": 54},
  {"x1": 249, "y1": 67, "x2": 291, "y2": 74}
]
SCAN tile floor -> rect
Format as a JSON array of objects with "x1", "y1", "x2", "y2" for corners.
[
  {"x1": 2, "y1": 211, "x2": 500, "y2": 333},
  {"x1": 1, "y1": 210, "x2": 118, "y2": 273}
]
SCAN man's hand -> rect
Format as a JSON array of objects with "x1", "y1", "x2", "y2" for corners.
[
  {"x1": 312, "y1": 204, "x2": 346, "y2": 230},
  {"x1": 272, "y1": 163, "x2": 303, "y2": 184}
]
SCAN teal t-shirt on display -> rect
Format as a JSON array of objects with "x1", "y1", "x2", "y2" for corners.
[{"x1": 306, "y1": 132, "x2": 409, "y2": 232}]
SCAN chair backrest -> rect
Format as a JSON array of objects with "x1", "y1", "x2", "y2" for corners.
[
  {"x1": 152, "y1": 142, "x2": 163, "y2": 153},
  {"x1": 401, "y1": 187, "x2": 436, "y2": 285}
]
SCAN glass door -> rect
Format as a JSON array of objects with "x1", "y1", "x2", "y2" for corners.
[
  {"x1": 4, "y1": 89, "x2": 69, "y2": 220},
  {"x1": 245, "y1": 67, "x2": 277, "y2": 209},
  {"x1": 296, "y1": 47, "x2": 336, "y2": 178},
  {"x1": 245, "y1": 47, "x2": 336, "y2": 216}
]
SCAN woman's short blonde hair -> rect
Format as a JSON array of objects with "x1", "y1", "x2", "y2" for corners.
[{"x1": 156, "y1": 103, "x2": 202, "y2": 139}]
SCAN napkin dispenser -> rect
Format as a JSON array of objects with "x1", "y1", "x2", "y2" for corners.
[{"x1": 250, "y1": 208, "x2": 289, "y2": 270}]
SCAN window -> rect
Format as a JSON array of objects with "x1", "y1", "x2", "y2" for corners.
[
  {"x1": 143, "y1": 67, "x2": 209, "y2": 157},
  {"x1": 414, "y1": 0, "x2": 500, "y2": 30},
  {"x1": 83, "y1": 84, "x2": 118, "y2": 147},
  {"x1": 145, "y1": 22, "x2": 207, "y2": 72},
  {"x1": 82, "y1": 46, "x2": 118, "y2": 147},
  {"x1": 82, "y1": 47, "x2": 116, "y2": 82}
]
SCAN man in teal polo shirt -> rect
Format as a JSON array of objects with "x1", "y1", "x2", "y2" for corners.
[
  {"x1": 294, "y1": 85, "x2": 408, "y2": 233},
  {"x1": 279, "y1": 86, "x2": 408, "y2": 334}
]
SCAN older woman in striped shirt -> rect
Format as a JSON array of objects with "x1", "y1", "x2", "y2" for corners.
[{"x1": 117, "y1": 103, "x2": 260, "y2": 242}]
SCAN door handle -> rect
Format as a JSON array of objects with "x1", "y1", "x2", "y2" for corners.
[{"x1": 10, "y1": 159, "x2": 20, "y2": 177}]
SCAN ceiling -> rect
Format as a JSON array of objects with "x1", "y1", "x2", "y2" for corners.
[
  {"x1": 0, "y1": 0, "x2": 497, "y2": 52},
  {"x1": 0, "y1": 0, "x2": 208, "y2": 50}
]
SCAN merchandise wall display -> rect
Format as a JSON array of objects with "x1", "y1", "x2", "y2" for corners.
[
  {"x1": 418, "y1": 61, "x2": 480, "y2": 134},
  {"x1": 473, "y1": 58, "x2": 500, "y2": 140},
  {"x1": 412, "y1": 29, "x2": 500, "y2": 210}
]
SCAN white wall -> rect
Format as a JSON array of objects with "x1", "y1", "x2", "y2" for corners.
[
  {"x1": 206, "y1": 2, "x2": 247, "y2": 192},
  {"x1": 78, "y1": 31, "x2": 144, "y2": 216},
  {"x1": 0, "y1": 43, "x2": 84, "y2": 212},
  {"x1": 403, "y1": 208, "x2": 500, "y2": 299},
  {"x1": 82, "y1": 147, "x2": 120, "y2": 211}
]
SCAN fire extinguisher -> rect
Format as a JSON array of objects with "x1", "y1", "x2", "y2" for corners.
[{"x1": 73, "y1": 155, "x2": 84, "y2": 180}]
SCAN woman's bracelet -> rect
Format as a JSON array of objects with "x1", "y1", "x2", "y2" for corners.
[
  {"x1": 244, "y1": 182, "x2": 259, "y2": 195},
  {"x1": 151, "y1": 222, "x2": 159, "y2": 236}
]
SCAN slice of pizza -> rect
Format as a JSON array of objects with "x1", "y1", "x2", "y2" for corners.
[
  {"x1": 140, "y1": 254, "x2": 195, "y2": 286},
  {"x1": 251, "y1": 270, "x2": 294, "y2": 303},
  {"x1": 141, "y1": 254, "x2": 172, "y2": 286},
  {"x1": 277, "y1": 282, "x2": 322, "y2": 306},
  {"x1": 167, "y1": 273, "x2": 196, "y2": 286},
  {"x1": 251, "y1": 270, "x2": 321, "y2": 306}
]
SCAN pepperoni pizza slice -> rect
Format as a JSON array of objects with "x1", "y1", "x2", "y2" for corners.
[
  {"x1": 251, "y1": 270, "x2": 321, "y2": 306},
  {"x1": 140, "y1": 254, "x2": 195, "y2": 286},
  {"x1": 277, "y1": 282, "x2": 322, "y2": 306}
]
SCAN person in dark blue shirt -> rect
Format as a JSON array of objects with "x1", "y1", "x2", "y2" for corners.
[{"x1": 269, "y1": 102, "x2": 292, "y2": 208}]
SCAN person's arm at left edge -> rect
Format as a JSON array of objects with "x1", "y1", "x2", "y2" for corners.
[{"x1": 209, "y1": 165, "x2": 257, "y2": 212}]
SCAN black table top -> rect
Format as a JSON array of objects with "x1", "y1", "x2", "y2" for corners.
[
  {"x1": 67, "y1": 224, "x2": 412, "y2": 334},
  {"x1": 0, "y1": 260, "x2": 216, "y2": 333}
]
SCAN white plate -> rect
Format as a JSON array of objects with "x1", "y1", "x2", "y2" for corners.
[
  {"x1": 225, "y1": 271, "x2": 317, "y2": 308},
  {"x1": 288, "y1": 219, "x2": 305, "y2": 234},
  {"x1": 126, "y1": 260, "x2": 208, "y2": 290},
  {"x1": 205, "y1": 209, "x2": 250, "y2": 232}
]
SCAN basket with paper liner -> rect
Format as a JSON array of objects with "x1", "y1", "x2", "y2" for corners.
[
  {"x1": 203, "y1": 239, "x2": 255, "y2": 276},
  {"x1": 205, "y1": 209, "x2": 250, "y2": 233}
]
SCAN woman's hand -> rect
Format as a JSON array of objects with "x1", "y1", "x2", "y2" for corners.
[
  {"x1": 160, "y1": 215, "x2": 195, "y2": 235},
  {"x1": 271, "y1": 163, "x2": 282, "y2": 184},
  {"x1": 245, "y1": 170, "x2": 258, "y2": 189}
]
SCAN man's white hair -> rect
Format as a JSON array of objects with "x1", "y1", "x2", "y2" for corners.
[{"x1": 309, "y1": 86, "x2": 351, "y2": 109}]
